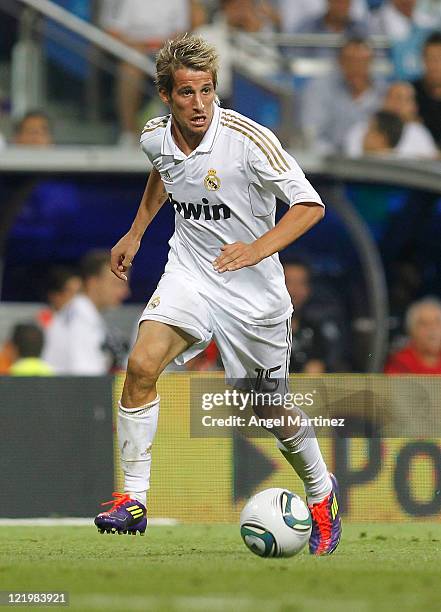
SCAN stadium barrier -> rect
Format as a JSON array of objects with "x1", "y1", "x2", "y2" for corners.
[
  {"x1": 0, "y1": 376, "x2": 114, "y2": 517},
  {"x1": 1, "y1": 374, "x2": 439, "y2": 521}
]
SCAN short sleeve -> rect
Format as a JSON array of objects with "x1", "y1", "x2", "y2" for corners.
[
  {"x1": 246, "y1": 129, "x2": 324, "y2": 208},
  {"x1": 140, "y1": 134, "x2": 157, "y2": 166},
  {"x1": 140, "y1": 116, "x2": 169, "y2": 167}
]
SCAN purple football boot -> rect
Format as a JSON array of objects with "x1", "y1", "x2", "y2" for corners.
[
  {"x1": 308, "y1": 473, "x2": 342, "y2": 555},
  {"x1": 95, "y1": 492, "x2": 147, "y2": 535}
]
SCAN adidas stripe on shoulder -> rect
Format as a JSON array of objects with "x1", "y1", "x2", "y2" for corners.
[
  {"x1": 141, "y1": 115, "x2": 169, "y2": 136},
  {"x1": 220, "y1": 111, "x2": 289, "y2": 175}
]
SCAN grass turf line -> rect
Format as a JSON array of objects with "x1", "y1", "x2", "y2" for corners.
[{"x1": 0, "y1": 523, "x2": 440, "y2": 612}]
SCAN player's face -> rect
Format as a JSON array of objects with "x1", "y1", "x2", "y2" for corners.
[{"x1": 160, "y1": 68, "x2": 216, "y2": 144}]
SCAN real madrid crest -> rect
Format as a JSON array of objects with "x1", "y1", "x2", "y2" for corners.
[
  {"x1": 147, "y1": 296, "x2": 160, "y2": 310},
  {"x1": 204, "y1": 168, "x2": 221, "y2": 191}
]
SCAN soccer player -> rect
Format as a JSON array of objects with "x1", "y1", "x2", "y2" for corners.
[{"x1": 95, "y1": 35, "x2": 341, "y2": 555}]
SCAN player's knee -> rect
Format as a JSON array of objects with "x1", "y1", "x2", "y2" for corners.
[{"x1": 126, "y1": 352, "x2": 161, "y2": 387}]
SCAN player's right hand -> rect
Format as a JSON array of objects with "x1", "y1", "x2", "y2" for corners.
[{"x1": 110, "y1": 232, "x2": 141, "y2": 281}]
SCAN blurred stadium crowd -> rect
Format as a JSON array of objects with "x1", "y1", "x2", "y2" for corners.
[
  {"x1": 1, "y1": 0, "x2": 440, "y2": 154},
  {"x1": 0, "y1": 0, "x2": 440, "y2": 376}
]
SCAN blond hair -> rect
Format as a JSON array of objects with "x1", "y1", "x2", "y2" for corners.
[{"x1": 155, "y1": 34, "x2": 219, "y2": 96}]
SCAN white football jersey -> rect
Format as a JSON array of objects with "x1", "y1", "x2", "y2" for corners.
[{"x1": 140, "y1": 103, "x2": 324, "y2": 326}]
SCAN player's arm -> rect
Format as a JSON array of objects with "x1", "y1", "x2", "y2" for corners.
[
  {"x1": 213, "y1": 202, "x2": 325, "y2": 272},
  {"x1": 213, "y1": 203, "x2": 323, "y2": 273},
  {"x1": 111, "y1": 168, "x2": 168, "y2": 280}
]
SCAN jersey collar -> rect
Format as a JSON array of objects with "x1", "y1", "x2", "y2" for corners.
[{"x1": 162, "y1": 102, "x2": 221, "y2": 160}]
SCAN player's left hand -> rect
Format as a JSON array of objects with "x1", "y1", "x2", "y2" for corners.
[{"x1": 213, "y1": 242, "x2": 263, "y2": 273}]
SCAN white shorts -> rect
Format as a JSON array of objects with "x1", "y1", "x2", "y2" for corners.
[{"x1": 139, "y1": 269, "x2": 292, "y2": 383}]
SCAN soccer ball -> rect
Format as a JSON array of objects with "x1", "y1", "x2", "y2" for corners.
[{"x1": 240, "y1": 488, "x2": 312, "y2": 558}]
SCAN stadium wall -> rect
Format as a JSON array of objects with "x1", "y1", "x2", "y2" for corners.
[{"x1": 0, "y1": 376, "x2": 114, "y2": 517}]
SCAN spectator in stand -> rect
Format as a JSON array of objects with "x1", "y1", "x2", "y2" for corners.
[
  {"x1": 283, "y1": 258, "x2": 346, "y2": 373},
  {"x1": 362, "y1": 110, "x2": 404, "y2": 155},
  {"x1": 100, "y1": 0, "x2": 206, "y2": 145},
  {"x1": 295, "y1": 0, "x2": 368, "y2": 49},
  {"x1": 413, "y1": 31, "x2": 441, "y2": 148},
  {"x1": 277, "y1": 0, "x2": 369, "y2": 33},
  {"x1": 368, "y1": 0, "x2": 433, "y2": 80},
  {"x1": 8, "y1": 323, "x2": 54, "y2": 376},
  {"x1": 368, "y1": 80, "x2": 438, "y2": 156},
  {"x1": 36, "y1": 266, "x2": 82, "y2": 329},
  {"x1": 12, "y1": 111, "x2": 53, "y2": 147},
  {"x1": 43, "y1": 250, "x2": 130, "y2": 375},
  {"x1": 344, "y1": 81, "x2": 438, "y2": 158},
  {"x1": 194, "y1": 0, "x2": 280, "y2": 106},
  {"x1": 300, "y1": 37, "x2": 385, "y2": 153},
  {"x1": 384, "y1": 297, "x2": 441, "y2": 374}
]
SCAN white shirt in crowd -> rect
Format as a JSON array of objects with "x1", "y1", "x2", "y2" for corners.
[
  {"x1": 99, "y1": 0, "x2": 191, "y2": 43},
  {"x1": 140, "y1": 103, "x2": 324, "y2": 325},
  {"x1": 43, "y1": 294, "x2": 110, "y2": 375},
  {"x1": 343, "y1": 119, "x2": 439, "y2": 159}
]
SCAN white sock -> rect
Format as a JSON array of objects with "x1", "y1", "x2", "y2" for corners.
[
  {"x1": 118, "y1": 395, "x2": 160, "y2": 507},
  {"x1": 277, "y1": 413, "x2": 332, "y2": 505}
]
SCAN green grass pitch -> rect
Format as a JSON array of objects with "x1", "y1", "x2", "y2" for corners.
[{"x1": 1, "y1": 523, "x2": 441, "y2": 611}]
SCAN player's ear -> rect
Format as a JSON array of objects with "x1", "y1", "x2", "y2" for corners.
[{"x1": 158, "y1": 88, "x2": 171, "y2": 106}]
